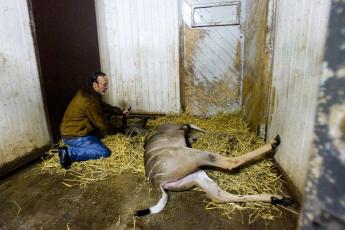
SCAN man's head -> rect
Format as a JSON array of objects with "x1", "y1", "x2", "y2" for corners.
[{"x1": 88, "y1": 72, "x2": 108, "y2": 95}]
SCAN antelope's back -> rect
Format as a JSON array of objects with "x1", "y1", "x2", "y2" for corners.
[{"x1": 143, "y1": 124, "x2": 188, "y2": 184}]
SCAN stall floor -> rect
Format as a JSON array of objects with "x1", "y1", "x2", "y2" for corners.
[{"x1": 0, "y1": 161, "x2": 299, "y2": 230}]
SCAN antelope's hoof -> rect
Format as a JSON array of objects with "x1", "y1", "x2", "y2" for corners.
[
  {"x1": 271, "y1": 196, "x2": 294, "y2": 206},
  {"x1": 136, "y1": 209, "x2": 151, "y2": 216},
  {"x1": 271, "y1": 135, "x2": 281, "y2": 150}
]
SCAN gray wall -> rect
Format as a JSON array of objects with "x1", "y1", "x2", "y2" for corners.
[{"x1": 0, "y1": 0, "x2": 50, "y2": 168}]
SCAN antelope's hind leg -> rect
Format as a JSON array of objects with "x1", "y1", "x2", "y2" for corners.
[
  {"x1": 163, "y1": 171, "x2": 201, "y2": 191},
  {"x1": 164, "y1": 170, "x2": 293, "y2": 206}
]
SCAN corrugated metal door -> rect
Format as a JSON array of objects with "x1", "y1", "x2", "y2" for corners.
[
  {"x1": 182, "y1": 0, "x2": 244, "y2": 116},
  {"x1": 95, "y1": 0, "x2": 180, "y2": 113}
]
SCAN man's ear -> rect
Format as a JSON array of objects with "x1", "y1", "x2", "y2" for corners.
[{"x1": 92, "y1": 81, "x2": 98, "y2": 90}]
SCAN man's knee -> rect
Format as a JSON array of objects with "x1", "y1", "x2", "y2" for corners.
[{"x1": 101, "y1": 148, "x2": 111, "y2": 158}]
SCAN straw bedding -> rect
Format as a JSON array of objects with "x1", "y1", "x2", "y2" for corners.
[{"x1": 36, "y1": 112, "x2": 297, "y2": 223}]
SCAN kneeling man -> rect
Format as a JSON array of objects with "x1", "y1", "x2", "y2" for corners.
[{"x1": 58, "y1": 72, "x2": 128, "y2": 168}]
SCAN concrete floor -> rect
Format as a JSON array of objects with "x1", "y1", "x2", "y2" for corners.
[{"x1": 0, "y1": 161, "x2": 299, "y2": 230}]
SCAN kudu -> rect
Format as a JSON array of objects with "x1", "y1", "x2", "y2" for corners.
[
  {"x1": 119, "y1": 107, "x2": 148, "y2": 136},
  {"x1": 136, "y1": 123, "x2": 293, "y2": 216}
]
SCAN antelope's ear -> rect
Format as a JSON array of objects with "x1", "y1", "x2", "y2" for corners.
[{"x1": 186, "y1": 124, "x2": 205, "y2": 133}]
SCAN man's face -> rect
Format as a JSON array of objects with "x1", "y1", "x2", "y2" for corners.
[{"x1": 93, "y1": 76, "x2": 109, "y2": 95}]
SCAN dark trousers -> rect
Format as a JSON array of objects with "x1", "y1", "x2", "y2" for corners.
[{"x1": 63, "y1": 135, "x2": 111, "y2": 161}]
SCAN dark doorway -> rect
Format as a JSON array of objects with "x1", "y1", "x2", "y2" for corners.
[{"x1": 29, "y1": 0, "x2": 101, "y2": 141}]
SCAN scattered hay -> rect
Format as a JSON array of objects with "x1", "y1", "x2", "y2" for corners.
[
  {"x1": 35, "y1": 112, "x2": 296, "y2": 223},
  {"x1": 8, "y1": 200, "x2": 21, "y2": 217},
  {"x1": 37, "y1": 134, "x2": 145, "y2": 188}
]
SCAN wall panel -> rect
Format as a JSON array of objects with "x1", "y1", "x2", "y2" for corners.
[
  {"x1": 242, "y1": 0, "x2": 273, "y2": 137},
  {"x1": 0, "y1": 0, "x2": 50, "y2": 167},
  {"x1": 95, "y1": 0, "x2": 180, "y2": 113},
  {"x1": 268, "y1": 0, "x2": 331, "y2": 193}
]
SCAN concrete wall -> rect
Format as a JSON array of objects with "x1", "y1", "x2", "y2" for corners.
[
  {"x1": 181, "y1": 0, "x2": 244, "y2": 116},
  {"x1": 95, "y1": 0, "x2": 181, "y2": 113},
  {"x1": 0, "y1": 0, "x2": 50, "y2": 168},
  {"x1": 268, "y1": 0, "x2": 331, "y2": 194}
]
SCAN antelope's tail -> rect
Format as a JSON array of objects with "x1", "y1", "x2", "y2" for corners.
[{"x1": 136, "y1": 187, "x2": 168, "y2": 216}]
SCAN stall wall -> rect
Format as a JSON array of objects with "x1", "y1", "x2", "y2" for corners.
[
  {"x1": 268, "y1": 0, "x2": 331, "y2": 193},
  {"x1": 95, "y1": 0, "x2": 181, "y2": 113},
  {"x1": 0, "y1": 0, "x2": 50, "y2": 168},
  {"x1": 242, "y1": 0, "x2": 273, "y2": 137},
  {"x1": 182, "y1": 0, "x2": 244, "y2": 116}
]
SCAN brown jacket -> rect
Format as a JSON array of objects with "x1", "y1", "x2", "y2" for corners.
[{"x1": 60, "y1": 87, "x2": 122, "y2": 138}]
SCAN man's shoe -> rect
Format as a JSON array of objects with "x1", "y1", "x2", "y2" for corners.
[{"x1": 58, "y1": 147, "x2": 72, "y2": 169}]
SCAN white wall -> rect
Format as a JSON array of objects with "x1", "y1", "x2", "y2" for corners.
[
  {"x1": 268, "y1": 0, "x2": 331, "y2": 193},
  {"x1": 0, "y1": 0, "x2": 50, "y2": 166},
  {"x1": 95, "y1": 0, "x2": 181, "y2": 113}
]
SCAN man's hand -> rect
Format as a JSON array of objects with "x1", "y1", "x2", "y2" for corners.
[{"x1": 123, "y1": 106, "x2": 131, "y2": 117}]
